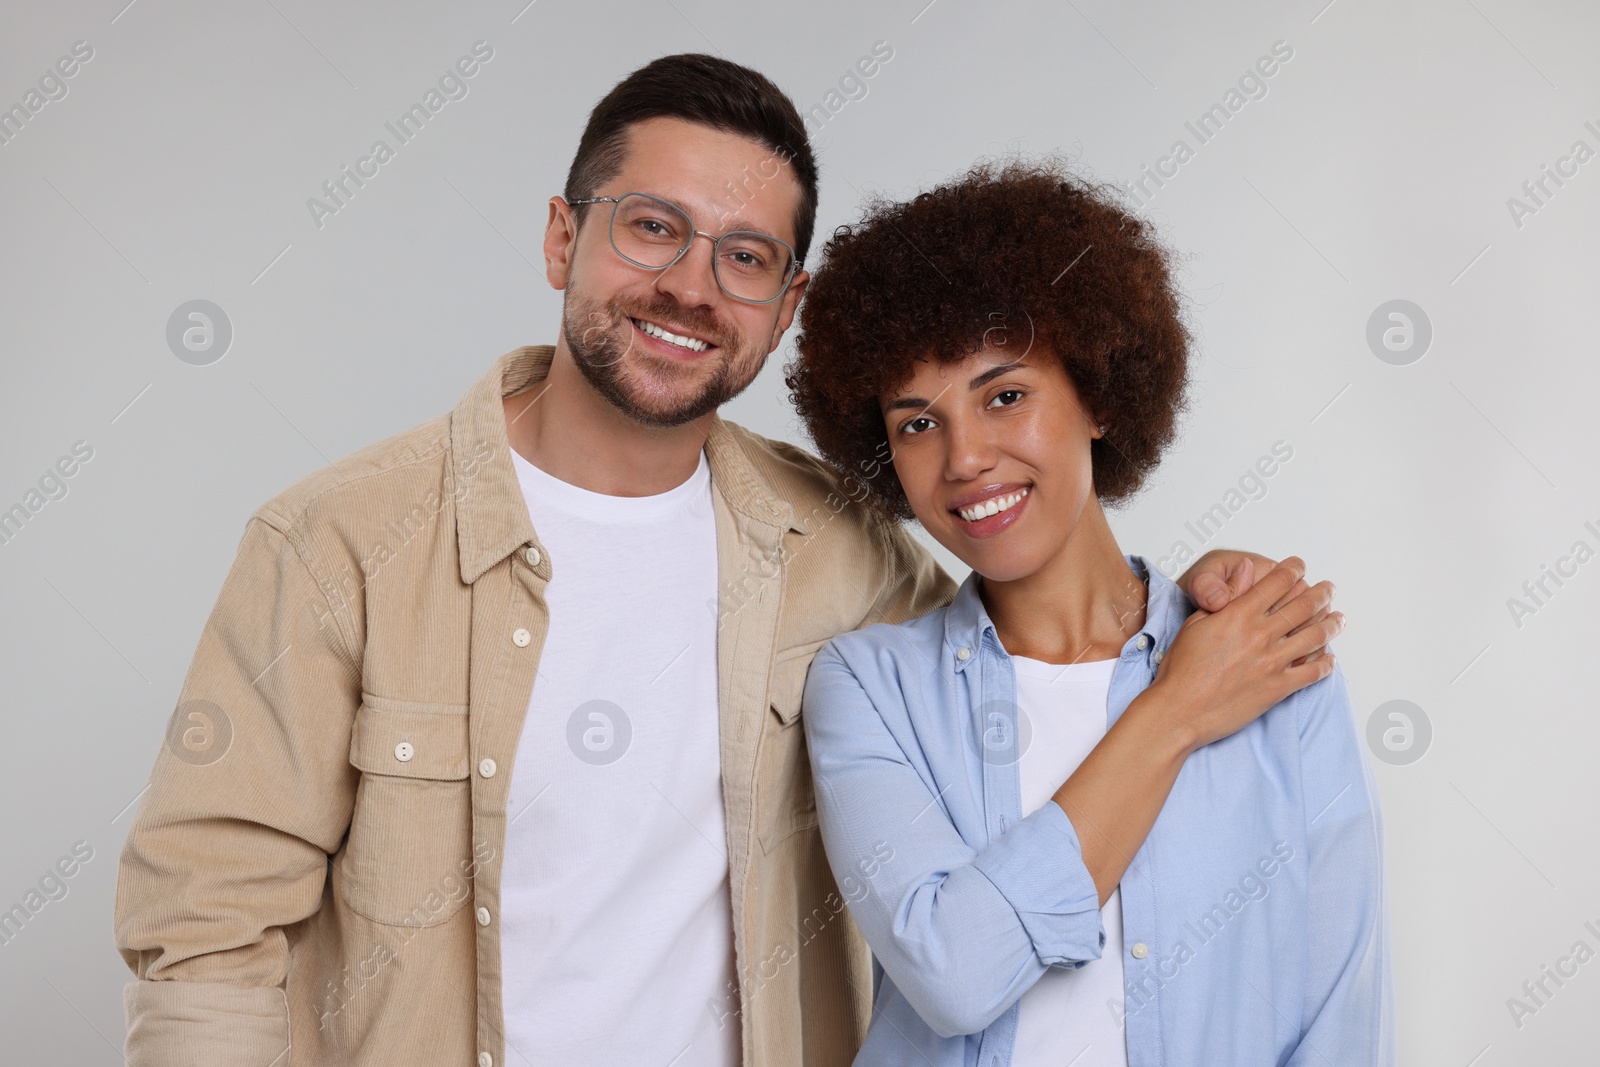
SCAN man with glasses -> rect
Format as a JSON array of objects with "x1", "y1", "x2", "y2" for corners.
[{"x1": 114, "y1": 53, "x2": 1319, "y2": 1067}]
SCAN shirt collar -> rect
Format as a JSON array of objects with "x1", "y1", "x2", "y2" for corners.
[
  {"x1": 450, "y1": 344, "x2": 806, "y2": 585},
  {"x1": 941, "y1": 553, "x2": 1192, "y2": 671}
]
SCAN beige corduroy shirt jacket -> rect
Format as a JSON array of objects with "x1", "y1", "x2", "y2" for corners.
[{"x1": 113, "y1": 344, "x2": 956, "y2": 1067}]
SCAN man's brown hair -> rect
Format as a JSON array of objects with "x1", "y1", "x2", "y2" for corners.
[{"x1": 565, "y1": 53, "x2": 821, "y2": 263}]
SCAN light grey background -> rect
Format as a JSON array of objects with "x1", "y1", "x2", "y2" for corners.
[{"x1": 2, "y1": 0, "x2": 1596, "y2": 1062}]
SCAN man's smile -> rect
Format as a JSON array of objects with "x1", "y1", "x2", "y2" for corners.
[{"x1": 629, "y1": 316, "x2": 715, "y2": 353}]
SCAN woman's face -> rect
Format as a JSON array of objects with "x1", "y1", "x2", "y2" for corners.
[{"x1": 880, "y1": 345, "x2": 1103, "y2": 583}]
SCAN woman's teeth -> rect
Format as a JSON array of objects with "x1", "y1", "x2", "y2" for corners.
[
  {"x1": 633, "y1": 318, "x2": 710, "y2": 352},
  {"x1": 957, "y1": 487, "x2": 1029, "y2": 523}
]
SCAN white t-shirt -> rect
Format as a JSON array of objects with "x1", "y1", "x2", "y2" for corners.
[
  {"x1": 500, "y1": 446, "x2": 738, "y2": 1067},
  {"x1": 1011, "y1": 654, "x2": 1129, "y2": 1067}
]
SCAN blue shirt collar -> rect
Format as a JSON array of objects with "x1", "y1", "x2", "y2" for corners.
[{"x1": 941, "y1": 553, "x2": 1193, "y2": 671}]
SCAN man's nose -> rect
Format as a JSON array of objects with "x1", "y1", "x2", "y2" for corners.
[{"x1": 654, "y1": 232, "x2": 721, "y2": 309}]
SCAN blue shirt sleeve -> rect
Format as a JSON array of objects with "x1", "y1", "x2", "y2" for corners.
[
  {"x1": 802, "y1": 641, "x2": 1105, "y2": 1039},
  {"x1": 1288, "y1": 661, "x2": 1397, "y2": 1065}
]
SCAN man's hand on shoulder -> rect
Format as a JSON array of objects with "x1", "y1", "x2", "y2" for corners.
[
  {"x1": 1176, "y1": 548, "x2": 1303, "y2": 613},
  {"x1": 1175, "y1": 550, "x2": 1341, "y2": 670}
]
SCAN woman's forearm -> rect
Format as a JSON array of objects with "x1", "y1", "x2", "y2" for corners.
[{"x1": 1049, "y1": 683, "x2": 1197, "y2": 907}]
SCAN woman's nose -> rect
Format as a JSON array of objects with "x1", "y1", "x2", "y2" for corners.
[{"x1": 943, "y1": 419, "x2": 997, "y2": 480}]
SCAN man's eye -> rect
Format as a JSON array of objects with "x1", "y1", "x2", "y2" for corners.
[
  {"x1": 989, "y1": 389, "x2": 1024, "y2": 408},
  {"x1": 633, "y1": 218, "x2": 678, "y2": 239}
]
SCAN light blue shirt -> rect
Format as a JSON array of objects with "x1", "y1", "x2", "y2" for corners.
[{"x1": 802, "y1": 554, "x2": 1395, "y2": 1066}]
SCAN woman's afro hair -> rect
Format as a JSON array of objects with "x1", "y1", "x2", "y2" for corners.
[{"x1": 785, "y1": 155, "x2": 1193, "y2": 522}]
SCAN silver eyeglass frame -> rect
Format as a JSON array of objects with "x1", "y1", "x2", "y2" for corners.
[{"x1": 567, "y1": 191, "x2": 803, "y2": 305}]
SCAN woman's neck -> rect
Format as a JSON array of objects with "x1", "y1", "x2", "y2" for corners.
[{"x1": 978, "y1": 499, "x2": 1148, "y2": 665}]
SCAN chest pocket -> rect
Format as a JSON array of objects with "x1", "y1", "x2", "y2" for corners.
[
  {"x1": 337, "y1": 694, "x2": 474, "y2": 927},
  {"x1": 755, "y1": 645, "x2": 825, "y2": 854}
]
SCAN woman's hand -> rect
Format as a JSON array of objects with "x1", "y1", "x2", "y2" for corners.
[
  {"x1": 1150, "y1": 556, "x2": 1342, "y2": 755},
  {"x1": 1051, "y1": 557, "x2": 1341, "y2": 906}
]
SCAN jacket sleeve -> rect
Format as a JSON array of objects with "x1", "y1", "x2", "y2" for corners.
[
  {"x1": 1287, "y1": 662, "x2": 1396, "y2": 1065},
  {"x1": 858, "y1": 517, "x2": 958, "y2": 627},
  {"x1": 802, "y1": 641, "x2": 1105, "y2": 1039},
  {"x1": 114, "y1": 515, "x2": 363, "y2": 1066}
]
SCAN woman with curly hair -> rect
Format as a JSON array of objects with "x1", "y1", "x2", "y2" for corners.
[{"x1": 786, "y1": 159, "x2": 1393, "y2": 1066}]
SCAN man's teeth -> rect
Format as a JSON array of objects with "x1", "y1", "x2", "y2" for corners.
[
  {"x1": 633, "y1": 318, "x2": 710, "y2": 352},
  {"x1": 957, "y1": 488, "x2": 1029, "y2": 523}
]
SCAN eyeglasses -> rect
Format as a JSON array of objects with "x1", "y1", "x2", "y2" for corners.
[{"x1": 567, "y1": 191, "x2": 802, "y2": 305}]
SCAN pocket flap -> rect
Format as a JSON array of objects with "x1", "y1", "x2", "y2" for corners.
[{"x1": 349, "y1": 693, "x2": 470, "y2": 779}]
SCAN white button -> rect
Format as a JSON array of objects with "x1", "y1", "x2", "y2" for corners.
[
  {"x1": 1136, "y1": 634, "x2": 1150, "y2": 650},
  {"x1": 478, "y1": 758, "x2": 497, "y2": 778},
  {"x1": 394, "y1": 741, "x2": 414, "y2": 762},
  {"x1": 479, "y1": 1054, "x2": 493, "y2": 1067},
  {"x1": 525, "y1": 545, "x2": 542, "y2": 567},
  {"x1": 476, "y1": 906, "x2": 491, "y2": 927},
  {"x1": 512, "y1": 627, "x2": 531, "y2": 647},
  {"x1": 1152, "y1": 649, "x2": 1164, "y2": 665},
  {"x1": 956, "y1": 647, "x2": 971, "y2": 661},
  {"x1": 1131, "y1": 942, "x2": 1148, "y2": 959}
]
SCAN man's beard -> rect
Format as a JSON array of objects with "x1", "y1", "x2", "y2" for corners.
[{"x1": 562, "y1": 289, "x2": 761, "y2": 428}]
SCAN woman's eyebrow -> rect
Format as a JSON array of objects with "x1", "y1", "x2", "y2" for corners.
[
  {"x1": 968, "y1": 361, "x2": 1025, "y2": 389},
  {"x1": 884, "y1": 362, "x2": 1027, "y2": 411}
]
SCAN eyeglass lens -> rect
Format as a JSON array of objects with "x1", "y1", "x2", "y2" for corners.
[{"x1": 609, "y1": 193, "x2": 792, "y2": 302}]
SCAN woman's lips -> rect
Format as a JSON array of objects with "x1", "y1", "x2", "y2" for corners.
[{"x1": 951, "y1": 486, "x2": 1031, "y2": 540}]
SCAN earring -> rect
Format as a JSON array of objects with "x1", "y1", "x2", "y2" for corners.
[{"x1": 1097, "y1": 423, "x2": 1108, "y2": 435}]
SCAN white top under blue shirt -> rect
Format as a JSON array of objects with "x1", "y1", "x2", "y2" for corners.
[
  {"x1": 1010, "y1": 653, "x2": 1127, "y2": 1066},
  {"x1": 801, "y1": 553, "x2": 1396, "y2": 1067}
]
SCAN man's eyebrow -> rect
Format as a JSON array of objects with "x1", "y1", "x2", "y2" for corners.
[
  {"x1": 714, "y1": 210, "x2": 785, "y2": 239},
  {"x1": 646, "y1": 192, "x2": 785, "y2": 242},
  {"x1": 883, "y1": 363, "x2": 1026, "y2": 412}
]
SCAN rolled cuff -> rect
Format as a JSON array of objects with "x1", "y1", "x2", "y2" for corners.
[
  {"x1": 970, "y1": 799, "x2": 1106, "y2": 967},
  {"x1": 124, "y1": 979, "x2": 290, "y2": 1067}
]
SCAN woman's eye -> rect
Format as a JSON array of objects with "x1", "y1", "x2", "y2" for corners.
[
  {"x1": 989, "y1": 389, "x2": 1024, "y2": 408},
  {"x1": 901, "y1": 416, "x2": 935, "y2": 436}
]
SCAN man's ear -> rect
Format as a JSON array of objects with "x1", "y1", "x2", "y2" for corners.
[
  {"x1": 543, "y1": 197, "x2": 577, "y2": 290},
  {"x1": 767, "y1": 269, "x2": 810, "y2": 354}
]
